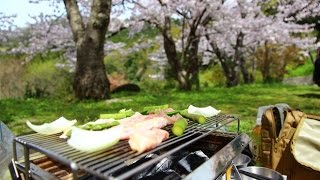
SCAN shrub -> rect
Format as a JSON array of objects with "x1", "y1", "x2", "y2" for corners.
[
  {"x1": 285, "y1": 59, "x2": 314, "y2": 77},
  {"x1": 23, "y1": 59, "x2": 73, "y2": 98},
  {"x1": 255, "y1": 44, "x2": 305, "y2": 83},
  {"x1": 0, "y1": 58, "x2": 25, "y2": 99},
  {"x1": 200, "y1": 65, "x2": 226, "y2": 87},
  {"x1": 139, "y1": 77, "x2": 169, "y2": 94}
]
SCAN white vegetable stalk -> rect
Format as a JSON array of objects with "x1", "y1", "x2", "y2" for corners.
[
  {"x1": 67, "y1": 126, "x2": 121, "y2": 152},
  {"x1": 188, "y1": 105, "x2": 221, "y2": 117},
  {"x1": 26, "y1": 117, "x2": 77, "y2": 135}
]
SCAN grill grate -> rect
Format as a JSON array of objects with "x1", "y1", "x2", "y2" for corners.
[{"x1": 14, "y1": 115, "x2": 238, "y2": 179}]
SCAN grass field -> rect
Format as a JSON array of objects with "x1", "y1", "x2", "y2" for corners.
[{"x1": 1, "y1": 83, "x2": 320, "y2": 136}]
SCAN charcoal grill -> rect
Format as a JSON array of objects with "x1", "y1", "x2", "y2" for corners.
[{"x1": 10, "y1": 114, "x2": 250, "y2": 180}]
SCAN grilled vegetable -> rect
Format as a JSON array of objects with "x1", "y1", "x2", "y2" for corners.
[
  {"x1": 91, "y1": 121, "x2": 119, "y2": 131},
  {"x1": 142, "y1": 104, "x2": 169, "y2": 114},
  {"x1": 172, "y1": 118, "x2": 188, "y2": 136},
  {"x1": 119, "y1": 108, "x2": 135, "y2": 117},
  {"x1": 99, "y1": 113, "x2": 127, "y2": 119},
  {"x1": 166, "y1": 110, "x2": 180, "y2": 117},
  {"x1": 180, "y1": 109, "x2": 206, "y2": 124},
  {"x1": 80, "y1": 120, "x2": 119, "y2": 131},
  {"x1": 99, "y1": 109, "x2": 135, "y2": 119}
]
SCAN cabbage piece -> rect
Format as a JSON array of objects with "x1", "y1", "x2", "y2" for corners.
[
  {"x1": 67, "y1": 126, "x2": 121, "y2": 152},
  {"x1": 26, "y1": 117, "x2": 77, "y2": 135},
  {"x1": 188, "y1": 105, "x2": 221, "y2": 117}
]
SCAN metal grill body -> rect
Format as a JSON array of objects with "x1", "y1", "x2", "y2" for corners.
[{"x1": 12, "y1": 115, "x2": 246, "y2": 180}]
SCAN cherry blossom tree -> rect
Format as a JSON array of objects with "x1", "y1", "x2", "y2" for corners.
[
  {"x1": 120, "y1": 0, "x2": 317, "y2": 87},
  {"x1": 4, "y1": 0, "x2": 319, "y2": 92},
  {"x1": 123, "y1": 0, "x2": 219, "y2": 90},
  {"x1": 278, "y1": 0, "x2": 320, "y2": 34},
  {"x1": 277, "y1": 0, "x2": 320, "y2": 60},
  {"x1": 0, "y1": 13, "x2": 16, "y2": 48},
  {"x1": 10, "y1": 0, "x2": 126, "y2": 99},
  {"x1": 60, "y1": 0, "x2": 113, "y2": 99},
  {"x1": 203, "y1": 0, "x2": 315, "y2": 86}
]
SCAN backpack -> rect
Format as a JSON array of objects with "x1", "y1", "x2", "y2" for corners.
[{"x1": 260, "y1": 107, "x2": 305, "y2": 169}]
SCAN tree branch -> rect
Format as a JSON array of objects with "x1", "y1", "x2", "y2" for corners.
[
  {"x1": 63, "y1": 0, "x2": 85, "y2": 42},
  {"x1": 184, "y1": 7, "x2": 207, "y2": 52},
  {"x1": 87, "y1": 0, "x2": 112, "y2": 41}
]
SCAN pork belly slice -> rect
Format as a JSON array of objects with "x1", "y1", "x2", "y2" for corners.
[
  {"x1": 119, "y1": 117, "x2": 169, "y2": 140},
  {"x1": 113, "y1": 112, "x2": 181, "y2": 140},
  {"x1": 128, "y1": 128, "x2": 169, "y2": 153},
  {"x1": 145, "y1": 112, "x2": 182, "y2": 124}
]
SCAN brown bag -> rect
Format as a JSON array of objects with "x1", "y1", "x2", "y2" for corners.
[{"x1": 260, "y1": 107, "x2": 305, "y2": 169}]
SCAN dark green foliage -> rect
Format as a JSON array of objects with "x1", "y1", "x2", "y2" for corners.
[
  {"x1": 23, "y1": 57, "x2": 73, "y2": 98},
  {"x1": 285, "y1": 60, "x2": 314, "y2": 77},
  {"x1": 255, "y1": 44, "x2": 306, "y2": 83},
  {"x1": 124, "y1": 51, "x2": 149, "y2": 81}
]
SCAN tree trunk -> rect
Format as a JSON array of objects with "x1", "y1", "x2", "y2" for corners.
[
  {"x1": 162, "y1": 31, "x2": 188, "y2": 90},
  {"x1": 186, "y1": 35, "x2": 200, "y2": 90},
  {"x1": 160, "y1": 11, "x2": 204, "y2": 91},
  {"x1": 162, "y1": 17, "x2": 191, "y2": 90},
  {"x1": 261, "y1": 41, "x2": 272, "y2": 83},
  {"x1": 74, "y1": 36, "x2": 110, "y2": 99},
  {"x1": 63, "y1": 0, "x2": 111, "y2": 99},
  {"x1": 240, "y1": 56, "x2": 254, "y2": 84},
  {"x1": 234, "y1": 32, "x2": 254, "y2": 84},
  {"x1": 217, "y1": 56, "x2": 240, "y2": 87},
  {"x1": 225, "y1": 61, "x2": 239, "y2": 87},
  {"x1": 208, "y1": 40, "x2": 240, "y2": 87}
]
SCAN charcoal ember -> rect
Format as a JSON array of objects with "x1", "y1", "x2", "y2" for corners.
[
  {"x1": 167, "y1": 150, "x2": 190, "y2": 168},
  {"x1": 177, "y1": 150, "x2": 209, "y2": 173},
  {"x1": 114, "y1": 154, "x2": 159, "y2": 179},
  {"x1": 135, "y1": 157, "x2": 172, "y2": 179},
  {"x1": 139, "y1": 169, "x2": 180, "y2": 180},
  {"x1": 149, "y1": 157, "x2": 172, "y2": 174}
]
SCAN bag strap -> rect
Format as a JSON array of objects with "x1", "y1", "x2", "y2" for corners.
[
  {"x1": 272, "y1": 109, "x2": 305, "y2": 169},
  {"x1": 272, "y1": 103, "x2": 291, "y2": 126}
]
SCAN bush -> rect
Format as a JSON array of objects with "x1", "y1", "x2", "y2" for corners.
[
  {"x1": 0, "y1": 58, "x2": 25, "y2": 99},
  {"x1": 285, "y1": 59, "x2": 314, "y2": 77},
  {"x1": 255, "y1": 44, "x2": 305, "y2": 83},
  {"x1": 139, "y1": 78, "x2": 170, "y2": 94},
  {"x1": 200, "y1": 65, "x2": 226, "y2": 87},
  {"x1": 23, "y1": 59, "x2": 73, "y2": 98}
]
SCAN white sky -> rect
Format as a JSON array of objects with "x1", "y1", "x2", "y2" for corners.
[
  {"x1": 0, "y1": 0, "x2": 235, "y2": 27},
  {"x1": 0, "y1": 0, "x2": 64, "y2": 27}
]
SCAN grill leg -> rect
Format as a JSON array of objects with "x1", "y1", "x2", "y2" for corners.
[
  {"x1": 24, "y1": 145, "x2": 30, "y2": 180},
  {"x1": 71, "y1": 162, "x2": 78, "y2": 179},
  {"x1": 13, "y1": 141, "x2": 17, "y2": 161}
]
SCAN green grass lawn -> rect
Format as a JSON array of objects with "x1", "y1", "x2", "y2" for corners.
[{"x1": 1, "y1": 83, "x2": 320, "y2": 136}]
